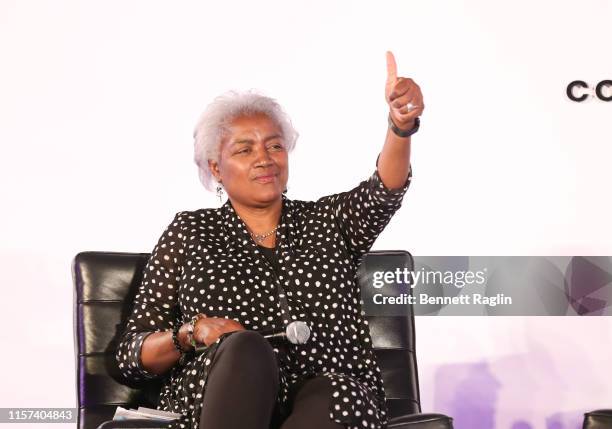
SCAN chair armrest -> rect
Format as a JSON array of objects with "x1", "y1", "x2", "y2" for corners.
[
  {"x1": 96, "y1": 419, "x2": 171, "y2": 428},
  {"x1": 583, "y1": 410, "x2": 612, "y2": 429},
  {"x1": 388, "y1": 413, "x2": 453, "y2": 429}
]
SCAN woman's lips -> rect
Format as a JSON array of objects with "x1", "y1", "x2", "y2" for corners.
[{"x1": 254, "y1": 174, "x2": 276, "y2": 183}]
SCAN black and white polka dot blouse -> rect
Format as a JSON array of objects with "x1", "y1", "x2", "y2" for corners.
[{"x1": 116, "y1": 166, "x2": 412, "y2": 429}]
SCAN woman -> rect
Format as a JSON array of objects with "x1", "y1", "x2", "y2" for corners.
[{"x1": 116, "y1": 51, "x2": 424, "y2": 429}]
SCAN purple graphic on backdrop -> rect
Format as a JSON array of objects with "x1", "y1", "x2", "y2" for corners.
[{"x1": 566, "y1": 257, "x2": 612, "y2": 315}]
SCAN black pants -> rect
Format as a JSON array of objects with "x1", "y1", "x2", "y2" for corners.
[{"x1": 199, "y1": 330, "x2": 345, "y2": 429}]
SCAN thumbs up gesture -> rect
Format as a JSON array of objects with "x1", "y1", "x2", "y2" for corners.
[{"x1": 385, "y1": 51, "x2": 424, "y2": 130}]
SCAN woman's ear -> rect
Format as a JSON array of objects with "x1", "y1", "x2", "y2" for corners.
[{"x1": 208, "y1": 159, "x2": 221, "y2": 183}]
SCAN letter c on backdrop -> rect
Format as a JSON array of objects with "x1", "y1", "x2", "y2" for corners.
[{"x1": 567, "y1": 80, "x2": 589, "y2": 102}]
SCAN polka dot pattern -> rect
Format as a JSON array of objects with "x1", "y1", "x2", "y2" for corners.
[{"x1": 116, "y1": 167, "x2": 412, "y2": 429}]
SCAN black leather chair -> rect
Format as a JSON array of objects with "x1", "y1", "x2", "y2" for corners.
[
  {"x1": 73, "y1": 250, "x2": 453, "y2": 429},
  {"x1": 583, "y1": 410, "x2": 612, "y2": 428}
]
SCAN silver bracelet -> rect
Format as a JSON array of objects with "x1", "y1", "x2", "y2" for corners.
[{"x1": 186, "y1": 314, "x2": 205, "y2": 348}]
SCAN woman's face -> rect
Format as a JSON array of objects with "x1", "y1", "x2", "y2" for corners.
[{"x1": 209, "y1": 113, "x2": 289, "y2": 208}]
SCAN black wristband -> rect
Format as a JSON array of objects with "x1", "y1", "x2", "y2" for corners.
[{"x1": 388, "y1": 114, "x2": 420, "y2": 138}]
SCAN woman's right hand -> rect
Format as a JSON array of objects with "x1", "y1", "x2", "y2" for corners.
[{"x1": 192, "y1": 316, "x2": 246, "y2": 347}]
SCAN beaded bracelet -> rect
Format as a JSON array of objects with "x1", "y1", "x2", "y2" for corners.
[{"x1": 171, "y1": 322, "x2": 188, "y2": 353}]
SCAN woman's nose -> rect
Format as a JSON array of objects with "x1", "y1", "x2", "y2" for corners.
[{"x1": 253, "y1": 144, "x2": 273, "y2": 165}]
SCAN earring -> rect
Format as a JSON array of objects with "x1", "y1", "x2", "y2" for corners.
[{"x1": 216, "y1": 183, "x2": 224, "y2": 202}]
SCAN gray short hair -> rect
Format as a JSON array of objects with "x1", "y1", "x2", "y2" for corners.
[{"x1": 193, "y1": 89, "x2": 299, "y2": 191}]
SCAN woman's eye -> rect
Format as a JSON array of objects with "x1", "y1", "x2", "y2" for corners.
[{"x1": 269, "y1": 144, "x2": 284, "y2": 151}]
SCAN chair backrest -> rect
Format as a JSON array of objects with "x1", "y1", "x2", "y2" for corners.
[
  {"x1": 357, "y1": 250, "x2": 421, "y2": 418},
  {"x1": 73, "y1": 250, "x2": 420, "y2": 429}
]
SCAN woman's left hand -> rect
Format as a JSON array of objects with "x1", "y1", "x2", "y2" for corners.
[{"x1": 385, "y1": 51, "x2": 424, "y2": 130}]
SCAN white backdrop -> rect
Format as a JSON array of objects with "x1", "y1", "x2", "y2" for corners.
[{"x1": 1, "y1": 1, "x2": 611, "y2": 428}]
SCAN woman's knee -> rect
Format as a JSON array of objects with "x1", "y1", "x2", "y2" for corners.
[{"x1": 210, "y1": 330, "x2": 279, "y2": 383}]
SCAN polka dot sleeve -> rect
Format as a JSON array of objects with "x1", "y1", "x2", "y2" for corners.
[
  {"x1": 115, "y1": 211, "x2": 187, "y2": 382},
  {"x1": 322, "y1": 164, "x2": 412, "y2": 266}
]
